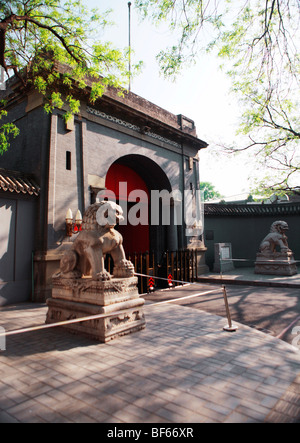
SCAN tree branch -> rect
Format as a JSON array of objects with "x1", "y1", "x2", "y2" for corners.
[
  {"x1": 0, "y1": 13, "x2": 86, "y2": 75},
  {"x1": 263, "y1": 105, "x2": 300, "y2": 138}
]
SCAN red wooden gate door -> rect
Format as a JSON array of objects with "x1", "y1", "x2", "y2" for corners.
[{"x1": 105, "y1": 163, "x2": 150, "y2": 254}]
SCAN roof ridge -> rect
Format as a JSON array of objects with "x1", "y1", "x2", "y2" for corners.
[{"x1": 204, "y1": 202, "x2": 300, "y2": 216}]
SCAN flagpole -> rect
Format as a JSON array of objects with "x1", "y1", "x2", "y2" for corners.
[{"x1": 128, "y1": 2, "x2": 132, "y2": 92}]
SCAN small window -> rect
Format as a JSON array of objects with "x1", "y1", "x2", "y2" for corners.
[{"x1": 66, "y1": 151, "x2": 71, "y2": 170}]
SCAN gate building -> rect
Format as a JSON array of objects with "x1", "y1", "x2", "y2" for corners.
[{"x1": 0, "y1": 71, "x2": 208, "y2": 304}]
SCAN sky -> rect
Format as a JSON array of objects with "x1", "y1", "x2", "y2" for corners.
[{"x1": 84, "y1": 0, "x2": 257, "y2": 200}]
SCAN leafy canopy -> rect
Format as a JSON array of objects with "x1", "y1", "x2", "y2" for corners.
[
  {"x1": 135, "y1": 0, "x2": 300, "y2": 194},
  {"x1": 0, "y1": 0, "x2": 141, "y2": 154}
]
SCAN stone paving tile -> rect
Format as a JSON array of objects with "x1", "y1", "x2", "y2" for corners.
[
  {"x1": 112, "y1": 404, "x2": 153, "y2": 423},
  {"x1": 0, "y1": 302, "x2": 300, "y2": 423},
  {"x1": 264, "y1": 373, "x2": 300, "y2": 423},
  {"x1": 0, "y1": 410, "x2": 20, "y2": 423},
  {"x1": 224, "y1": 411, "x2": 257, "y2": 423}
]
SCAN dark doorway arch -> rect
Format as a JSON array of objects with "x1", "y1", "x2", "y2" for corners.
[
  {"x1": 105, "y1": 155, "x2": 175, "y2": 257},
  {"x1": 110, "y1": 154, "x2": 172, "y2": 194}
]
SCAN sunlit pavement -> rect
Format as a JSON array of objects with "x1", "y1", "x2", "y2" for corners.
[
  {"x1": 197, "y1": 266, "x2": 300, "y2": 288},
  {"x1": 0, "y1": 298, "x2": 300, "y2": 423}
]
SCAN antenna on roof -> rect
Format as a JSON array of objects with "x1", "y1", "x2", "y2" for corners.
[{"x1": 128, "y1": 2, "x2": 132, "y2": 92}]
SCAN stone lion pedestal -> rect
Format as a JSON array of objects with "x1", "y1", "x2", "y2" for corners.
[
  {"x1": 255, "y1": 251, "x2": 298, "y2": 276},
  {"x1": 46, "y1": 276, "x2": 145, "y2": 342},
  {"x1": 254, "y1": 220, "x2": 298, "y2": 276},
  {"x1": 45, "y1": 201, "x2": 146, "y2": 342}
]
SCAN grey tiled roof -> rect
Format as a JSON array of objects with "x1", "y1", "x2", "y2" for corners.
[
  {"x1": 204, "y1": 203, "x2": 300, "y2": 216},
  {"x1": 0, "y1": 169, "x2": 40, "y2": 196}
]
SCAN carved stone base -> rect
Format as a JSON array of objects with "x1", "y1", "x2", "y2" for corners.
[
  {"x1": 213, "y1": 243, "x2": 235, "y2": 273},
  {"x1": 45, "y1": 276, "x2": 146, "y2": 342},
  {"x1": 187, "y1": 242, "x2": 209, "y2": 275},
  {"x1": 255, "y1": 252, "x2": 298, "y2": 276}
]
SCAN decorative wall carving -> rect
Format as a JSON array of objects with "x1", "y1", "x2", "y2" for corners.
[{"x1": 86, "y1": 106, "x2": 182, "y2": 149}]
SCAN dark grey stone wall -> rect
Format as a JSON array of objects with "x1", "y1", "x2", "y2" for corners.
[
  {"x1": 47, "y1": 115, "x2": 85, "y2": 247},
  {"x1": 85, "y1": 119, "x2": 184, "y2": 191},
  {"x1": 0, "y1": 101, "x2": 50, "y2": 180},
  {"x1": 47, "y1": 112, "x2": 200, "y2": 251},
  {"x1": 0, "y1": 100, "x2": 51, "y2": 252},
  {"x1": 204, "y1": 214, "x2": 300, "y2": 271},
  {"x1": 0, "y1": 194, "x2": 36, "y2": 306}
]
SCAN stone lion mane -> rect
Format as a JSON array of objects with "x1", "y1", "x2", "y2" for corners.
[
  {"x1": 259, "y1": 220, "x2": 290, "y2": 254},
  {"x1": 59, "y1": 201, "x2": 134, "y2": 280}
]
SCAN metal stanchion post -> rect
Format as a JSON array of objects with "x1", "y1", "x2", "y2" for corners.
[{"x1": 222, "y1": 285, "x2": 238, "y2": 332}]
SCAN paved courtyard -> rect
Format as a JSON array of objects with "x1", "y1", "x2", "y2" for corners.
[
  {"x1": 146, "y1": 282, "x2": 300, "y2": 345},
  {"x1": 1, "y1": 297, "x2": 300, "y2": 423}
]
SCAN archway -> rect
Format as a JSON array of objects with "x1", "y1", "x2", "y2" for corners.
[
  {"x1": 105, "y1": 162, "x2": 150, "y2": 253},
  {"x1": 105, "y1": 155, "x2": 175, "y2": 256}
]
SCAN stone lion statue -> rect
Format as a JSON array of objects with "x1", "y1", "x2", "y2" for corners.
[
  {"x1": 258, "y1": 220, "x2": 290, "y2": 255},
  {"x1": 59, "y1": 201, "x2": 134, "y2": 280}
]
